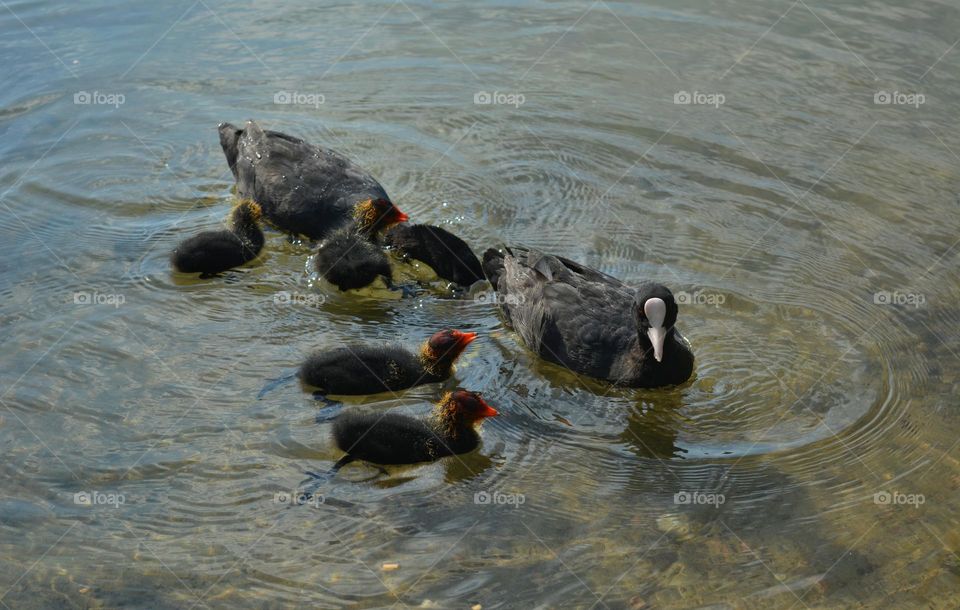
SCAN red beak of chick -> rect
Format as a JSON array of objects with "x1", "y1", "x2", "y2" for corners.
[
  {"x1": 475, "y1": 395, "x2": 499, "y2": 418},
  {"x1": 451, "y1": 330, "x2": 478, "y2": 348},
  {"x1": 392, "y1": 207, "x2": 410, "y2": 223}
]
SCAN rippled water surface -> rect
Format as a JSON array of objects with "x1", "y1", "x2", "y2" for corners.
[{"x1": 2, "y1": 0, "x2": 960, "y2": 608}]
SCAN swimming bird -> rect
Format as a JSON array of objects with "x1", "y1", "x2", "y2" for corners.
[
  {"x1": 300, "y1": 329, "x2": 479, "y2": 395},
  {"x1": 315, "y1": 198, "x2": 408, "y2": 291},
  {"x1": 218, "y1": 120, "x2": 395, "y2": 240},
  {"x1": 331, "y1": 390, "x2": 498, "y2": 466},
  {"x1": 482, "y1": 246, "x2": 694, "y2": 387},
  {"x1": 170, "y1": 200, "x2": 264, "y2": 277},
  {"x1": 385, "y1": 223, "x2": 484, "y2": 287}
]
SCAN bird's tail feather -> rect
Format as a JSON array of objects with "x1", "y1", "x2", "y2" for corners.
[{"x1": 217, "y1": 122, "x2": 243, "y2": 178}]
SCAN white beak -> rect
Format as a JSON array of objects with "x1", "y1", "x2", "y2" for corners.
[
  {"x1": 647, "y1": 326, "x2": 666, "y2": 362},
  {"x1": 643, "y1": 297, "x2": 667, "y2": 363}
]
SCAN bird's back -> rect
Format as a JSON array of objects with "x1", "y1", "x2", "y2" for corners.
[
  {"x1": 484, "y1": 246, "x2": 641, "y2": 381},
  {"x1": 220, "y1": 121, "x2": 390, "y2": 239},
  {"x1": 171, "y1": 230, "x2": 251, "y2": 273},
  {"x1": 333, "y1": 412, "x2": 441, "y2": 464},
  {"x1": 300, "y1": 344, "x2": 425, "y2": 394},
  {"x1": 385, "y1": 224, "x2": 483, "y2": 286},
  {"x1": 316, "y1": 229, "x2": 392, "y2": 290}
]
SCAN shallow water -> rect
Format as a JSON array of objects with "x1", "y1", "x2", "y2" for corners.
[{"x1": 2, "y1": 0, "x2": 959, "y2": 607}]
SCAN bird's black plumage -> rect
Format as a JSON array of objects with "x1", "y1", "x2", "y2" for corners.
[
  {"x1": 301, "y1": 345, "x2": 428, "y2": 394},
  {"x1": 218, "y1": 120, "x2": 391, "y2": 239},
  {"x1": 332, "y1": 412, "x2": 476, "y2": 465},
  {"x1": 384, "y1": 223, "x2": 484, "y2": 287},
  {"x1": 482, "y1": 246, "x2": 694, "y2": 388},
  {"x1": 170, "y1": 200, "x2": 264, "y2": 275},
  {"x1": 299, "y1": 330, "x2": 477, "y2": 395},
  {"x1": 315, "y1": 227, "x2": 393, "y2": 291},
  {"x1": 331, "y1": 390, "x2": 497, "y2": 465}
]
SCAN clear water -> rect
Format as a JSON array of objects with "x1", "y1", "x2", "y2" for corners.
[{"x1": 1, "y1": 0, "x2": 959, "y2": 607}]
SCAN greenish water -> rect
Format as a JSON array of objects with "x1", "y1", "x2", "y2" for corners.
[{"x1": 1, "y1": 0, "x2": 959, "y2": 607}]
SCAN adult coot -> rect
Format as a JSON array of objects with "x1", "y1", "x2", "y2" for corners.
[
  {"x1": 332, "y1": 390, "x2": 498, "y2": 465},
  {"x1": 170, "y1": 200, "x2": 264, "y2": 277},
  {"x1": 385, "y1": 223, "x2": 484, "y2": 287},
  {"x1": 482, "y1": 246, "x2": 694, "y2": 387},
  {"x1": 300, "y1": 329, "x2": 479, "y2": 395},
  {"x1": 218, "y1": 120, "x2": 394, "y2": 240}
]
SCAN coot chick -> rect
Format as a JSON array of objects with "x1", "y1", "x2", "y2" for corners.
[
  {"x1": 482, "y1": 246, "x2": 694, "y2": 387},
  {"x1": 332, "y1": 390, "x2": 498, "y2": 465},
  {"x1": 300, "y1": 329, "x2": 478, "y2": 395},
  {"x1": 218, "y1": 120, "x2": 394, "y2": 239},
  {"x1": 315, "y1": 198, "x2": 409, "y2": 291},
  {"x1": 385, "y1": 223, "x2": 484, "y2": 287},
  {"x1": 170, "y1": 200, "x2": 264, "y2": 277}
]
